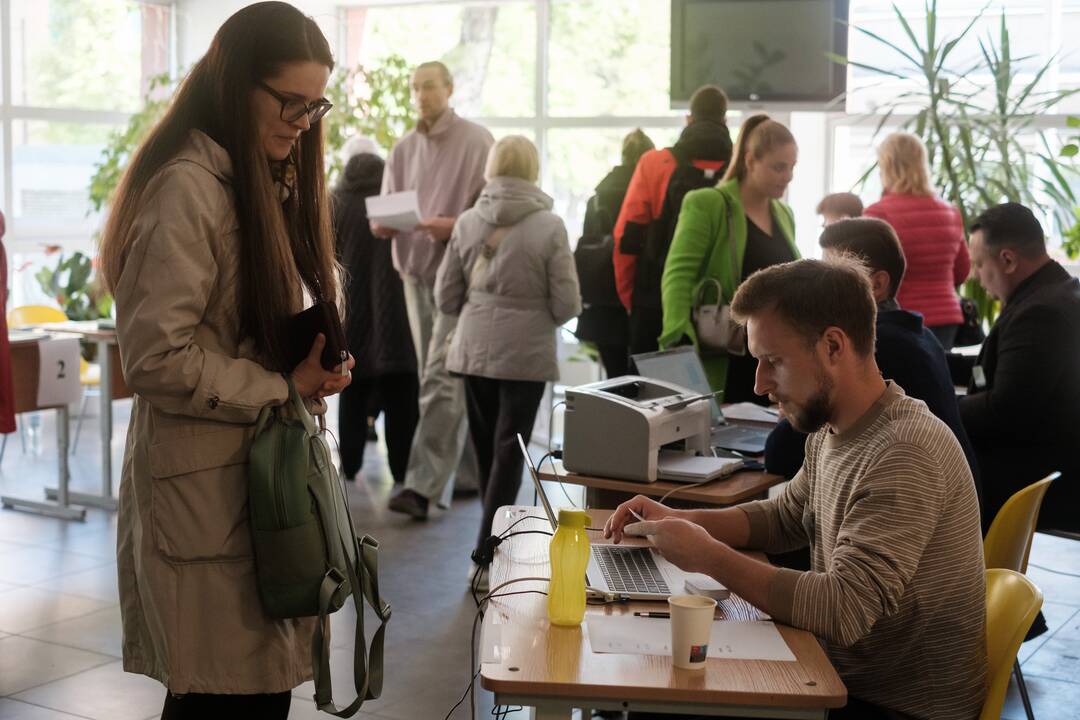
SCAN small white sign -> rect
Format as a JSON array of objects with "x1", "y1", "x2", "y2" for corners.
[{"x1": 36, "y1": 337, "x2": 82, "y2": 408}]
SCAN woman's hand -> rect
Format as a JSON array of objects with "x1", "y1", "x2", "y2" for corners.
[{"x1": 290, "y1": 334, "x2": 355, "y2": 399}]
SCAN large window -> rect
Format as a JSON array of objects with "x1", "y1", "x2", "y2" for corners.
[
  {"x1": 1, "y1": 0, "x2": 172, "y2": 307},
  {"x1": 2, "y1": 0, "x2": 172, "y2": 252},
  {"x1": 343, "y1": 0, "x2": 1078, "y2": 263}
]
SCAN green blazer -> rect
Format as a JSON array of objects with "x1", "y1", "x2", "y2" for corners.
[{"x1": 659, "y1": 179, "x2": 798, "y2": 392}]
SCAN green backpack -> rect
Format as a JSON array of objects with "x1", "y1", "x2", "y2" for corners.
[{"x1": 248, "y1": 380, "x2": 391, "y2": 717}]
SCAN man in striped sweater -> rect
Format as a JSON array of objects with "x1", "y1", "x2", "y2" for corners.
[{"x1": 606, "y1": 258, "x2": 987, "y2": 719}]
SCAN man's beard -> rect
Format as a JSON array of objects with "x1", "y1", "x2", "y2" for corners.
[{"x1": 786, "y1": 374, "x2": 834, "y2": 434}]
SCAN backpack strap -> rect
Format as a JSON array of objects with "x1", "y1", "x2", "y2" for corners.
[{"x1": 311, "y1": 534, "x2": 390, "y2": 717}]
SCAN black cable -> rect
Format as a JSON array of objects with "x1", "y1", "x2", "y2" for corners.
[
  {"x1": 460, "y1": 588, "x2": 549, "y2": 720},
  {"x1": 499, "y1": 513, "x2": 548, "y2": 537},
  {"x1": 540, "y1": 451, "x2": 579, "y2": 509}
]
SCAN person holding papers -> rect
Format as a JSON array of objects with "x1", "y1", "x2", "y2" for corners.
[
  {"x1": 376, "y1": 60, "x2": 494, "y2": 520},
  {"x1": 606, "y1": 258, "x2": 987, "y2": 720}
]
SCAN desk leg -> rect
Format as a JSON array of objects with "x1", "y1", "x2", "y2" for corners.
[
  {"x1": 97, "y1": 339, "x2": 114, "y2": 504},
  {"x1": 529, "y1": 704, "x2": 572, "y2": 720},
  {"x1": 45, "y1": 340, "x2": 118, "y2": 511},
  {"x1": 1, "y1": 406, "x2": 85, "y2": 521}
]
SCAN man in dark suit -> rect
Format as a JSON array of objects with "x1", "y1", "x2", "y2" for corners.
[
  {"x1": 765, "y1": 218, "x2": 980, "y2": 500},
  {"x1": 962, "y1": 203, "x2": 1080, "y2": 534}
]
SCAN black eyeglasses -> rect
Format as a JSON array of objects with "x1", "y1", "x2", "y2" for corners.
[{"x1": 258, "y1": 81, "x2": 333, "y2": 124}]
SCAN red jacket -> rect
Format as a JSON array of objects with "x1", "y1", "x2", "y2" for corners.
[
  {"x1": 612, "y1": 149, "x2": 724, "y2": 311},
  {"x1": 865, "y1": 192, "x2": 970, "y2": 327},
  {"x1": 0, "y1": 211, "x2": 14, "y2": 434}
]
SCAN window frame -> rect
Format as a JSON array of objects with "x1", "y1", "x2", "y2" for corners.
[{"x1": 0, "y1": 0, "x2": 177, "y2": 253}]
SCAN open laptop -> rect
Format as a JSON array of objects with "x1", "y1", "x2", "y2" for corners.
[
  {"x1": 632, "y1": 347, "x2": 771, "y2": 455},
  {"x1": 517, "y1": 434, "x2": 728, "y2": 601}
]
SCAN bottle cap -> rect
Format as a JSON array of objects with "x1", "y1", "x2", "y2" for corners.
[{"x1": 557, "y1": 509, "x2": 592, "y2": 528}]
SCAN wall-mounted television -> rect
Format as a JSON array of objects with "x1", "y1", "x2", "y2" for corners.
[{"x1": 670, "y1": 0, "x2": 849, "y2": 109}]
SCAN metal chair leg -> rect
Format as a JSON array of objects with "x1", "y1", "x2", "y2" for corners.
[
  {"x1": 0, "y1": 431, "x2": 7, "y2": 464},
  {"x1": 71, "y1": 392, "x2": 89, "y2": 454},
  {"x1": 1015, "y1": 659, "x2": 1036, "y2": 720}
]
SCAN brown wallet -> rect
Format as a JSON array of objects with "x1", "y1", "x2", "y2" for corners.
[{"x1": 285, "y1": 301, "x2": 348, "y2": 372}]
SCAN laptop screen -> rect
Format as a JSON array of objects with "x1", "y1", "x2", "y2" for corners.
[
  {"x1": 516, "y1": 434, "x2": 558, "y2": 530},
  {"x1": 632, "y1": 347, "x2": 722, "y2": 424}
]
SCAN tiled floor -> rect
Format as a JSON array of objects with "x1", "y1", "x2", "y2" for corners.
[{"x1": 0, "y1": 400, "x2": 1078, "y2": 719}]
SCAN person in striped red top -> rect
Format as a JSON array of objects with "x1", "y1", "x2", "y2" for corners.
[
  {"x1": 606, "y1": 257, "x2": 987, "y2": 720},
  {"x1": 865, "y1": 132, "x2": 970, "y2": 349}
]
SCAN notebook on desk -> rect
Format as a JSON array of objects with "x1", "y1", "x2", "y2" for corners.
[
  {"x1": 632, "y1": 347, "x2": 772, "y2": 455},
  {"x1": 517, "y1": 434, "x2": 729, "y2": 601}
]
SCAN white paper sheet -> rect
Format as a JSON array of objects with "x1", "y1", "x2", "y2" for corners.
[
  {"x1": 35, "y1": 337, "x2": 82, "y2": 408},
  {"x1": 365, "y1": 190, "x2": 421, "y2": 232},
  {"x1": 586, "y1": 615, "x2": 795, "y2": 661},
  {"x1": 722, "y1": 402, "x2": 780, "y2": 424}
]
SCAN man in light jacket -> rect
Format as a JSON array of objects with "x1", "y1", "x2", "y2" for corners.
[{"x1": 377, "y1": 61, "x2": 494, "y2": 519}]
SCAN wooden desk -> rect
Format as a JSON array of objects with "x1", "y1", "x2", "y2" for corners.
[
  {"x1": 1, "y1": 335, "x2": 84, "y2": 521},
  {"x1": 540, "y1": 464, "x2": 784, "y2": 508},
  {"x1": 25, "y1": 321, "x2": 128, "y2": 511},
  {"x1": 480, "y1": 507, "x2": 846, "y2": 718}
]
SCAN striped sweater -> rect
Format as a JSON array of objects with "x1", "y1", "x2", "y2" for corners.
[{"x1": 742, "y1": 382, "x2": 987, "y2": 719}]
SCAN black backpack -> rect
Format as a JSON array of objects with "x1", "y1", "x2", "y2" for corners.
[{"x1": 632, "y1": 147, "x2": 721, "y2": 310}]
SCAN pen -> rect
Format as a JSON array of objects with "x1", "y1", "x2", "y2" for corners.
[{"x1": 633, "y1": 611, "x2": 723, "y2": 620}]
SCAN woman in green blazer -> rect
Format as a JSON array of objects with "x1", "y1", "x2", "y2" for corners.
[{"x1": 659, "y1": 114, "x2": 799, "y2": 400}]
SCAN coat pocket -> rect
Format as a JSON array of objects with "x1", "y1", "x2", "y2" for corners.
[{"x1": 149, "y1": 426, "x2": 254, "y2": 563}]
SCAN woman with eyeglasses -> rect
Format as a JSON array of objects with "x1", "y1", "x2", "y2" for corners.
[{"x1": 98, "y1": 3, "x2": 350, "y2": 717}]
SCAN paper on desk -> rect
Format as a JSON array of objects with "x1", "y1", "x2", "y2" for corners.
[
  {"x1": 586, "y1": 615, "x2": 795, "y2": 661},
  {"x1": 722, "y1": 402, "x2": 780, "y2": 424},
  {"x1": 36, "y1": 337, "x2": 82, "y2": 408},
  {"x1": 365, "y1": 191, "x2": 421, "y2": 232}
]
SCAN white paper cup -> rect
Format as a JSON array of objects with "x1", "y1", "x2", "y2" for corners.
[{"x1": 668, "y1": 594, "x2": 717, "y2": 670}]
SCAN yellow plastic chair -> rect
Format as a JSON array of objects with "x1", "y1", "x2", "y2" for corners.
[
  {"x1": 5, "y1": 305, "x2": 100, "y2": 455},
  {"x1": 985, "y1": 473, "x2": 1059, "y2": 573},
  {"x1": 983, "y1": 472, "x2": 1059, "y2": 720},
  {"x1": 981, "y1": 569, "x2": 1044, "y2": 720}
]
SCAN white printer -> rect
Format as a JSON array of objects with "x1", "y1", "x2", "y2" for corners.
[{"x1": 562, "y1": 376, "x2": 712, "y2": 483}]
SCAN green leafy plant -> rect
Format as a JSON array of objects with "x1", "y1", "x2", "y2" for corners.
[
  {"x1": 88, "y1": 73, "x2": 172, "y2": 213},
  {"x1": 324, "y1": 54, "x2": 416, "y2": 182},
  {"x1": 34, "y1": 252, "x2": 112, "y2": 322},
  {"x1": 832, "y1": 1, "x2": 1080, "y2": 324}
]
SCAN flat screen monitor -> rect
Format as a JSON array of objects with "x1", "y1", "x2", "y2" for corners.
[{"x1": 670, "y1": 0, "x2": 849, "y2": 108}]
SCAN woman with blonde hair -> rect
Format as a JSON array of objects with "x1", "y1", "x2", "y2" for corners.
[
  {"x1": 865, "y1": 131, "x2": 969, "y2": 349},
  {"x1": 98, "y1": 3, "x2": 352, "y2": 716},
  {"x1": 660, "y1": 114, "x2": 800, "y2": 401},
  {"x1": 436, "y1": 135, "x2": 581, "y2": 586}
]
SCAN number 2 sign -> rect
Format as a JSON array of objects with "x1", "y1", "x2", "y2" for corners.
[{"x1": 36, "y1": 337, "x2": 82, "y2": 409}]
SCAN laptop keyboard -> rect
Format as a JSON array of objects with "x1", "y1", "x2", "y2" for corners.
[{"x1": 593, "y1": 545, "x2": 670, "y2": 595}]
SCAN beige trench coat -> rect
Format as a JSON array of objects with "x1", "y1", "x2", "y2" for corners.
[{"x1": 114, "y1": 130, "x2": 314, "y2": 694}]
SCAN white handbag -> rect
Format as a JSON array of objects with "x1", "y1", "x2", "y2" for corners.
[{"x1": 692, "y1": 277, "x2": 746, "y2": 356}]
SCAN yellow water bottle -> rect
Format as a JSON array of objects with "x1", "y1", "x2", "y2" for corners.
[{"x1": 548, "y1": 509, "x2": 592, "y2": 626}]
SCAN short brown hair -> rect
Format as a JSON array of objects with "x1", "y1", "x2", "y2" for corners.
[
  {"x1": 689, "y1": 85, "x2": 728, "y2": 123},
  {"x1": 415, "y1": 60, "x2": 453, "y2": 86},
  {"x1": 819, "y1": 217, "x2": 906, "y2": 299},
  {"x1": 816, "y1": 192, "x2": 863, "y2": 219},
  {"x1": 621, "y1": 128, "x2": 655, "y2": 168},
  {"x1": 731, "y1": 258, "x2": 877, "y2": 357}
]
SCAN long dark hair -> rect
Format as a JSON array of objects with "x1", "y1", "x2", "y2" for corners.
[{"x1": 100, "y1": 1, "x2": 337, "y2": 372}]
